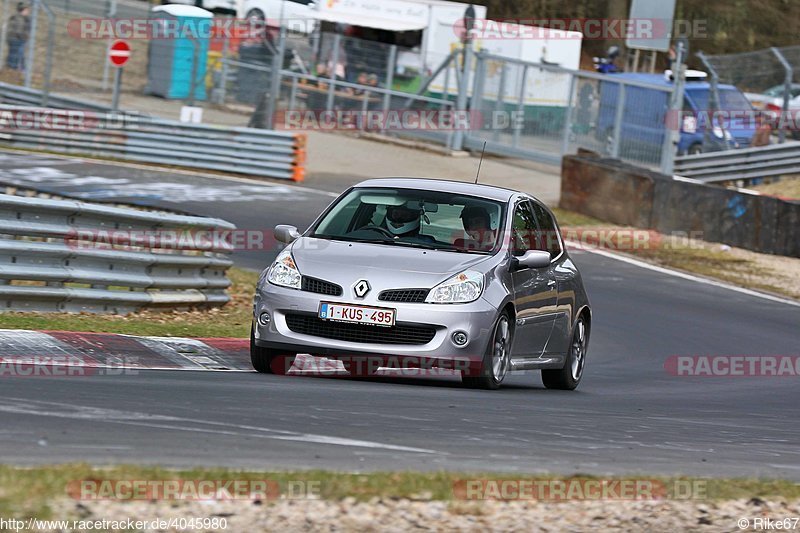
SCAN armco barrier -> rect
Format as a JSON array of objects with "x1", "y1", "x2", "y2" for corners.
[
  {"x1": 561, "y1": 152, "x2": 800, "y2": 258},
  {"x1": 674, "y1": 142, "x2": 800, "y2": 184},
  {"x1": 0, "y1": 82, "x2": 112, "y2": 112},
  {"x1": 0, "y1": 105, "x2": 307, "y2": 182},
  {"x1": 0, "y1": 193, "x2": 236, "y2": 314}
]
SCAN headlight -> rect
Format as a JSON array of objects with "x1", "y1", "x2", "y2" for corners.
[
  {"x1": 267, "y1": 249, "x2": 301, "y2": 289},
  {"x1": 426, "y1": 270, "x2": 483, "y2": 304}
]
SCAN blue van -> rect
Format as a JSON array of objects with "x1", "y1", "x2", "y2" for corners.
[{"x1": 596, "y1": 72, "x2": 757, "y2": 156}]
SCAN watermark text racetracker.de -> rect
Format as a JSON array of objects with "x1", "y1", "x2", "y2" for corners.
[
  {"x1": 0, "y1": 356, "x2": 139, "y2": 377},
  {"x1": 67, "y1": 479, "x2": 321, "y2": 501},
  {"x1": 453, "y1": 478, "x2": 708, "y2": 501},
  {"x1": 0, "y1": 109, "x2": 141, "y2": 131},
  {"x1": 665, "y1": 355, "x2": 800, "y2": 377},
  {"x1": 453, "y1": 18, "x2": 709, "y2": 40},
  {"x1": 65, "y1": 228, "x2": 707, "y2": 254}
]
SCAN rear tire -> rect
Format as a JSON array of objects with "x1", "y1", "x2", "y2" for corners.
[
  {"x1": 542, "y1": 316, "x2": 588, "y2": 390},
  {"x1": 250, "y1": 326, "x2": 296, "y2": 375},
  {"x1": 462, "y1": 311, "x2": 512, "y2": 390}
]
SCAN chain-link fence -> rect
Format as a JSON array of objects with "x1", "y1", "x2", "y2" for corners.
[
  {"x1": 462, "y1": 52, "x2": 675, "y2": 170},
  {"x1": 699, "y1": 45, "x2": 800, "y2": 142},
  {"x1": 1, "y1": 0, "x2": 696, "y2": 174}
]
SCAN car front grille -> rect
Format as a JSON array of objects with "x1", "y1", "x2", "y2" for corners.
[
  {"x1": 285, "y1": 314, "x2": 436, "y2": 345},
  {"x1": 301, "y1": 276, "x2": 343, "y2": 296},
  {"x1": 378, "y1": 289, "x2": 430, "y2": 303}
]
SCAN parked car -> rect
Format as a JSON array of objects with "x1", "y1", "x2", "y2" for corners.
[
  {"x1": 161, "y1": 0, "x2": 237, "y2": 16},
  {"x1": 744, "y1": 83, "x2": 800, "y2": 111},
  {"x1": 597, "y1": 71, "x2": 758, "y2": 156},
  {"x1": 251, "y1": 178, "x2": 592, "y2": 390}
]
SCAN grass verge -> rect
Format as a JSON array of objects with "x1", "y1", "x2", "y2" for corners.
[{"x1": 2, "y1": 464, "x2": 799, "y2": 519}]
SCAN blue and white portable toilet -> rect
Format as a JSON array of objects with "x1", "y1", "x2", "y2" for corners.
[{"x1": 145, "y1": 4, "x2": 213, "y2": 100}]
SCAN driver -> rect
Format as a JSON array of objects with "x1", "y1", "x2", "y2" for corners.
[{"x1": 384, "y1": 204, "x2": 435, "y2": 242}]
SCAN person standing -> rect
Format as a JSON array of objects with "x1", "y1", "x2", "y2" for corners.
[{"x1": 6, "y1": 3, "x2": 30, "y2": 71}]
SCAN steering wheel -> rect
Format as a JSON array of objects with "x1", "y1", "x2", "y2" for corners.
[{"x1": 361, "y1": 225, "x2": 395, "y2": 239}]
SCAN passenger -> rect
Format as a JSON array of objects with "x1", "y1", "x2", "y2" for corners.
[{"x1": 458, "y1": 206, "x2": 495, "y2": 250}]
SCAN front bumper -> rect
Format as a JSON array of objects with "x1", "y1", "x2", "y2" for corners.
[{"x1": 253, "y1": 282, "x2": 499, "y2": 368}]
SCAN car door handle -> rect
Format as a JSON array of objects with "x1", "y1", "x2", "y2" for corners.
[{"x1": 547, "y1": 280, "x2": 556, "y2": 287}]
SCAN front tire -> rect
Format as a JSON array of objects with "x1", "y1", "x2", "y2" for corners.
[
  {"x1": 462, "y1": 311, "x2": 512, "y2": 390},
  {"x1": 250, "y1": 325, "x2": 296, "y2": 375},
  {"x1": 542, "y1": 316, "x2": 588, "y2": 390}
]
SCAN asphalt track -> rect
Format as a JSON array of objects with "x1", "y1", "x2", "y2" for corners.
[{"x1": 0, "y1": 150, "x2": 798, "y2": 479}]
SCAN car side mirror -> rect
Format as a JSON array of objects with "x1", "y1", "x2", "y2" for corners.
[
  {"x1": 275, "y1": 224, "x2": 301, "y2": 244},
  {"x1": 514, "y1": 250, "x2": 551, "y2": 270}
]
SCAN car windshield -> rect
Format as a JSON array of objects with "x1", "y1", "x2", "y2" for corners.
[
  {"x1": 688, "y1": 88, "x2": 753, "y2": 111},
  {"x1": 311, "y1": 187, "x2": 505, "y2": 254}
]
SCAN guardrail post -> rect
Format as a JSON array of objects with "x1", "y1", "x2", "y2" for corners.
[
  {"x1": 611, "y1": 82, "x2": 626, "y2": 159},
  {"x1": 771, "y1": 47, "x2": 793, "y2": 144}
]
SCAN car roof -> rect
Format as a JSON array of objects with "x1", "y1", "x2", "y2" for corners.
[
  {"x1": 353, "y1": 178, "x2": 521, "y2": 202},
  {"x1": 608, "y1": 72, "x2": 738, "y2": 91}
]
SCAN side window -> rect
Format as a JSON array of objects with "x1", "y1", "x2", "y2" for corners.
[
  {"x1": 511, "y1": 201, "x2": 537, "y2": 256},
  {"x1": 531, "y1": 202, "x2": 562, "y2": 259}
]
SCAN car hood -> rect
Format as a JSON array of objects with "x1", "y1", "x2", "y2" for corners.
[{"x1": 291, "y1": 237, "x2": 494, "y2": 291}]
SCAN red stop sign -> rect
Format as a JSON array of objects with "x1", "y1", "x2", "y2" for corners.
[{"x1": 109, "y1": 40, "x2": 131, "y2": 67}]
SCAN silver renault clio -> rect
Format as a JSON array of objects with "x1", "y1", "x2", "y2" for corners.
[{"x1": 252, "y1": 178, "x2": 591, "y2": 390}]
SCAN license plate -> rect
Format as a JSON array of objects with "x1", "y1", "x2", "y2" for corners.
[{"x1": 318, "y1": 302, "x2": 396, "y2": 327}]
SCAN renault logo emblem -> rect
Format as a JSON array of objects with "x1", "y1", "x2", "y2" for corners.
[{"x1": 353, "y1": 279, "x2": 371, "y2": 298}]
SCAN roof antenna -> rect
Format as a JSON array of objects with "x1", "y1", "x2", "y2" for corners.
[{"x1": 474, "y1": 141, "x2": 487, "y2": 184}]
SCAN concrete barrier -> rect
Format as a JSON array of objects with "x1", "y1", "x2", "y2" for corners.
[
  {"x1": 560, "y1": 152, "x2": 657, "y2": 228},
  {"x1": 560, "y1": 153, "x2": 800, "y2": 258}
]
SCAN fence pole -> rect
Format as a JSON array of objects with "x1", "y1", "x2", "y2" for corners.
[
  {"x1": 513, "y1": 65, "x2": 527, "y2": 148},
  {"x1": 660, "y1": 42, "x2": 686, "y2": 175},
  {"x1": 771, "y1": 47, "x2": 793, "y2": 144},
  {"x1": 215, "y1": 34, "x2": 230, "y2": 104},
  {"x1": 696, "y1": 51, "x2": 722, "y2": 151},
  {"x1": 452, "y1": 43, "x2": 473, "y2": 152},
  {"x1": 101, "y1": 0, "x2": 117, "y2": 91},
  {"x1": 381, "y1": 44, "x2": 397, "y2": 134},
  {"x1": 492, "y1": 64, "x2": 507, "y2": 142},
  {"x1": 40, "y1": 1, "x2": 54, "y2": 106},
  {"x1": 382, "y1": 44, "x2": 397, "y2": 113},
  {"x1": 0, "y1": 0, "x2": 10, "y2": 71},
  {"x1": 23, "y1": 0, "x2": 39, "y2": 88},
  {"x1": 560, "y1": 72, "x2": 576, "y2": 155},
  {"x1": 265, "y1": 24, "x2": 287, "y2": 129},
  {"x1": 326, "y1": 33, "x2": 341, "y2": 113},
  {"x1": 610, "y1": 82, "x2": 626, "y2": 158}
]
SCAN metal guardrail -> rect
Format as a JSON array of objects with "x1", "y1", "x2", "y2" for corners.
[
  {"x1": 0, "y1": 82, "x2": 112, "y2": 112},
  {"x1": 0, "y1": 83, "x2": 307, "y2": 181},
  {"x1": 0, "y1": 193, "x2": 236, "y2": 314},
  {"x1": 674, "y1": 142, "x2": 800, "y2": 183}
]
